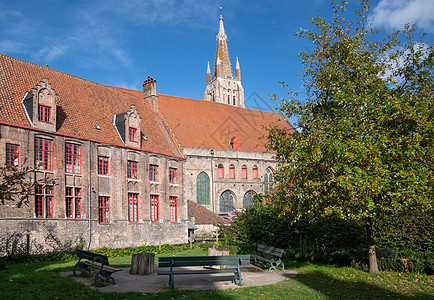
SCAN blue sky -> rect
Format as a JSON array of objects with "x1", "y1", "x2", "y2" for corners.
[{"x1": 1, "y1": 0, "x2": 434, "y2": 120}]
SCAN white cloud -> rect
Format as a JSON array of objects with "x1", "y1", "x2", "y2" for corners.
[
  {"x1": 0, "y1": 0, "x2": 222, "y2": 67},
  {"x1": 368, "y1": 0, "x2": 434, "y2": 32},
  {"x1": 33, "y1": 45, "x2": 67, "y2": 62}
]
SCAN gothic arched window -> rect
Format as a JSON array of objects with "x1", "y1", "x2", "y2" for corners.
[
  {"x1": 220, "y1": 190, "x2": 235, "y2": 212},
  {"x1": 264, "y1": 168, "x2": 274, "y2": 194},
  {"x1": 241, "y1": 165, "x2": 247, "y2": 179},
  {"x1": 243, "y1": 191, "x2": 256, "y2": 208},
  {"x1": 218, "y1": 164, "x2": 224, "y2": 179},
  {"x1": 252, "y1": 165, "x2": 258, "y2": 180},
  {"x1": 196, "y1": 172, "x2": 210, "y2": 205},
  {"x1": 229, "y1": 164, "x2": 235, "y2": 179}
]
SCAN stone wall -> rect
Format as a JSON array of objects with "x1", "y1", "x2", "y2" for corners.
[{"x1": 182, "y1": 147, "x2": 277, "y2": 213}]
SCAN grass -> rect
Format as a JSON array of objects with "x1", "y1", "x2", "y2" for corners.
[{"x1": 0, "y1": 248, "x2": 433, "y2": 300}]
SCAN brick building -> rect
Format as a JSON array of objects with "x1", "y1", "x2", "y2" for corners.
[{"x1": 0, "y1": 56, "x2": 186, "y2": 251}]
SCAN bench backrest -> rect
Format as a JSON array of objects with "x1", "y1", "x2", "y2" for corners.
[
  {"x1": 74, "y1": 249, "x2": 110, "y2": 265},
  {"x1": 257, "y1": 244, "x2": 285, "y2": 258},
  {"x1": 159, "y1": 255, "x2": 251, "y2": 268}
]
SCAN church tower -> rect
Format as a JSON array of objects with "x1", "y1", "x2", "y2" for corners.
[{"x1": 204, "y1": 13, "x2": 244, "y2": 107}]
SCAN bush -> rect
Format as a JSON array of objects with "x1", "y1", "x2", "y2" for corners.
[
  {"x1": 231, "y1": 200, "x2": 366, "y2": 251},
  {"x1": 375, "y1": 211, "x2": 434, "y2": 252},
  {"x1": 229, "y1": 200, "x2": 433, "y2": 274}
]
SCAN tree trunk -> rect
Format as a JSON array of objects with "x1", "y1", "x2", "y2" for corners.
[
  {"x1": 129, "y1": 253, "x2": 155, "y2": 275},
  {"x1": 366, "y1": 217, "x2": 379, "y2": 274}
]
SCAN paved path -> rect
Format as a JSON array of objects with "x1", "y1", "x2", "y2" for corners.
[{"x1": 61, "y1": 265, "x2": 297, "y2": 293}]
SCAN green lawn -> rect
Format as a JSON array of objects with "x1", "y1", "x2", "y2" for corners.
[{"x1": 0, "y1": 249, "x2": 432, "y2": 299}]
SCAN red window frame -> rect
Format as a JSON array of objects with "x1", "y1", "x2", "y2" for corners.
[
  {"x1": 229, "y1": 165, "x2": 235, "y2": 179},
  {"x1": 252, "y1": 167, "x2": 258, "y2": 180},
  {"x1": 129, "y1": 127, "x2": 137, "y2": 142},
  {"x1": 242, "y1": 166, "x2": 247, "y2": 179},
  {"x1": 169, "y1": 168, "x2": 177, "y2": 184},
  {"x1": 98, "y1": 156, "x2": 109, "y2": 175},
  {"x1": 75, "y1": 188, "x2": 82, "y2": 219},
  {"x1": 38, "y1": 104, "x2": 51, "y2": 122},
  {"x1": 127, "y1": 161, "x2": 138, "y2": 179},
  {"x1": 66, "y1": 187, "x2": 82, "y2": 219},
  {"x1": 128, "y1": 193, "x2": 139, "y2": 223},
  {"x1": 6, "y1": 143, "x2": 19, "y2": 166},
  {"x1": 150, "y1": 195, "x2": 159, "y2": 223},
  {"x1": 35, "y1": 137, "x2": 53, "y2": 170},
  {"x1": 149, "y1": 164, "x2": 159, "y2": 182},
  {"x1": 98, "y1": 196, "x2": 110, "y2": 224},
  {"x1": 35, "y1": 185, "x2": 53, "y2": 218},
  {"x1": 65, "y1": 143, "x2": 81, "y2": 174},
  {"x1": 170, "y1": 196, "x2": 177, "y2": 223},
  {"x1": 218, "y1": 165, "x2": 224, "y2": 179}
]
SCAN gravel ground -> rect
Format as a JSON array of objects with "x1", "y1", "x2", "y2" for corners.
[{"x1": 61, "y1": 265, "x2": 298, "y2": 293}]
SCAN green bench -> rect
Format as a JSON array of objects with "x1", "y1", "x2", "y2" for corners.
[
  {"x1": 158, "y1": 255, "x2": 251, "y2": 289},
  {"x1": 72, "y1": 249, "x2": 122, "y2": 283},
  {"x1": 252, "y1": 244, "x2": 285, "y2": 271}
]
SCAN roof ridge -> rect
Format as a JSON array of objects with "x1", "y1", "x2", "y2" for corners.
[{"x1": 0, "y1": 53, "x2": 116, "y2": 90}]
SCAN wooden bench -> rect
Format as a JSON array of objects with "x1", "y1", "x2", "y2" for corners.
[
  {"x1": 251, "y1": 244, "x2": 285, "y2": 271},
  {"x1": 158, "y1": 255, "x2": 251, "y2": 289},
  {"x1": 72, "y1": 249, "x2": 122, "y2": 283}
]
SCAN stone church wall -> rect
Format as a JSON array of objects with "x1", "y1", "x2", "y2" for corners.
[{"x1": 182, "y1": 147, "x2": 277, "y2": 213}]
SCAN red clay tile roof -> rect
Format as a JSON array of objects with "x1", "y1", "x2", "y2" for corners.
[
  {"x1": 188, "y1": 200, "x2": 229, "y2": 225},
  {"x1": 113, "y1": 88, "x2": 295, "y2": 152},
  {"x1": 0, "y1": 54, "x2": 182, "y2": 158}
]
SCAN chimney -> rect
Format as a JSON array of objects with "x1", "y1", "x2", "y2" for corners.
[{"x1": 143, "y1": 76, "x2": 158, "y2": 110}]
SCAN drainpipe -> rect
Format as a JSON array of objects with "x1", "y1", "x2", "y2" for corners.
[
  {"x1": 210, "y1": 150, "x2": 214, "y2": 213},
  {"x1": 87, "y1": 141, "x2": 92, "y2": 250}
]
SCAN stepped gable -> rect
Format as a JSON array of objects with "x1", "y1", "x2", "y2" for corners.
[
  {"x1": 0, "y1": 54, "x2": 182, "y2": 158},
  {"x1": 187, "y1": 200, "x2": 229, "y2": 225},
  {"x1": 111, "y1": 87, "x2": 294, "y2": 152}
]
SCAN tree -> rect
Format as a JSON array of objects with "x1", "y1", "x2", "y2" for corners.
[
  {"x1": 266, "y1": 0, "x2": 433, "y2": 273},
  {"x1": 0, "y1": 161, "x2": 54, "y2": 208}
]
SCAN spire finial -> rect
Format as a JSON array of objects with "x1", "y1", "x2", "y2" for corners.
[{"x1": 217, "y1": 7, "x2": 227, "y2": 40}]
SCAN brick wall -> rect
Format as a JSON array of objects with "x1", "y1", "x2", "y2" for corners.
[{"x1": 0, "y1": 124, "x2": 187, "y2": 252}]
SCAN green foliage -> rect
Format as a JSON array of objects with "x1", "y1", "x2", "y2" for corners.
[
  {"x1": 232, "y1": 201, "x2": 366, "y2": 250},
  {"x1": 266, "y1": 0, "x2": 433, "y2": 273},
  {"x1": 374, "y1": 211, "x2": 434, "y2": 252},
  {"x1": 91, "y1": 243, "x2": 195, "y2": 257},
  {"x1": 231, "y1": 200, "x2": 433, "y2": 273},
  {"x1": 267, "y1": 0, "x2": 433, "y2": 223}
]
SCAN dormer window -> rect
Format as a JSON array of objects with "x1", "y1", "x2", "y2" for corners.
[
  {"x1": 114, "y1": 105, "x2": 142, "y2": 147},
  {"x1": 129, "y1": 127, "x2": 137, "y2": 142},
  {"x1": 21, "y1": 78, "x2": 57, "y2": 131},
  {"x1": 38, "y1": 104, "x2": 51, "y2": 122}
]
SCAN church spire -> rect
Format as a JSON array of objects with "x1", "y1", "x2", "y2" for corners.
[
  {"x1": 204, "y1": 9, "x2": 244, "y2": 108},
  {"x1": 214, "y1": 12, "x2": 232, "y2": 77}
]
